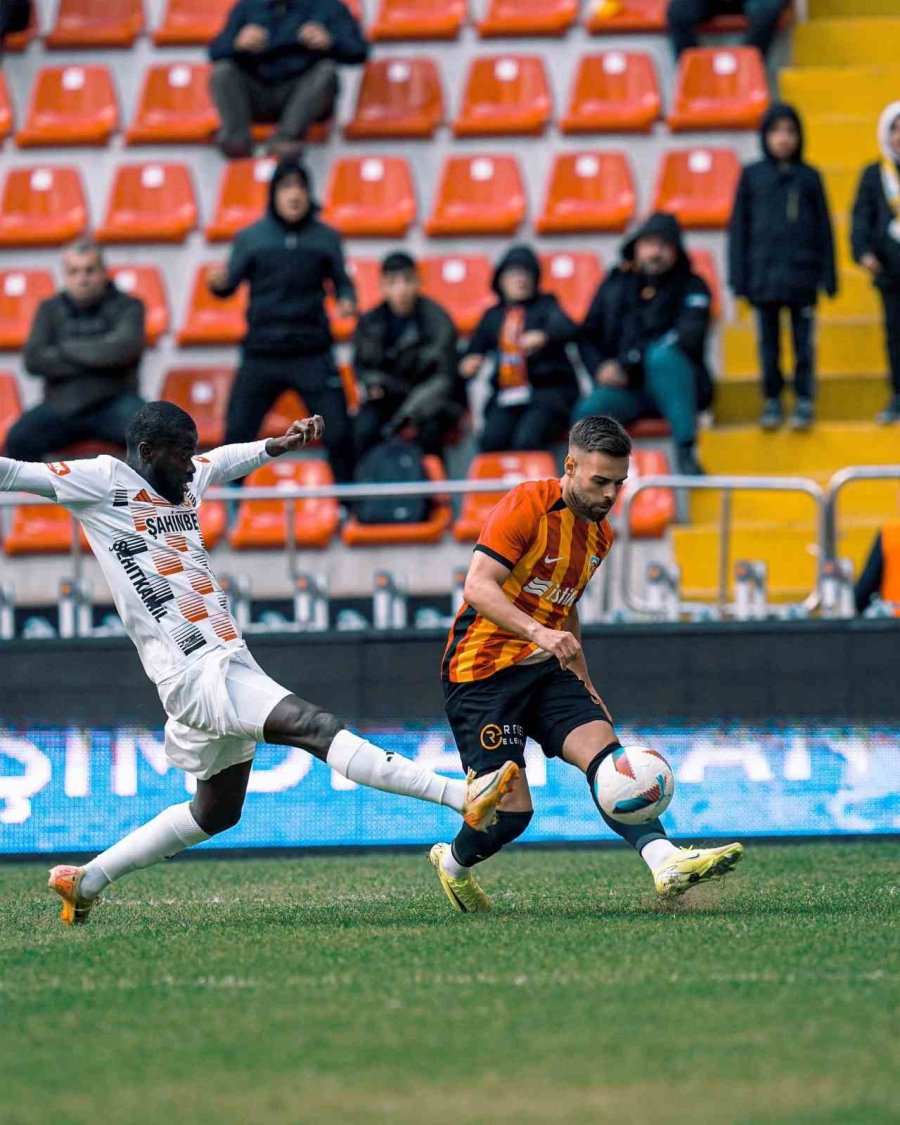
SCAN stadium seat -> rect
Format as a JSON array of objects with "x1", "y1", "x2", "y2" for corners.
[
  {"x1": 108, "y1": 265, "x2": 169, "y2": 345},
  {"x1": 561, "y1": 51, "x2": 661, "y2": 134},
  {"x1": 260, "y1": 389, "x2": 309, "y2": 439},
  {"x1": 97, "y1": 162, "x2": 197, "y2": 243},
  {"x1": 321, "y1": 157, "x2": 416, "y2": 237},
  {"x1": 153, "y1": 0, "x2": 231, "y2": 45},
  {"x1": 0, "y1": 73, "x2": 13, "y2": 139},
  {"x1": 344, "y1": 58, "x2": 443, "y2": 140},
  {"x1": 426, "y1": 155, "x2": 525, "y2": 237},
  {"x1": 610, "y1": 448, "x2": 675, "y2": 539},
  {"x1": 205, "y1": 157, "x2": 275, "y2": 242},
  {"x1": 0, "y1": 166, "x2": 88, "y2": 247},
  {"x1": 0, "y1": 269, "x2": 54, "y2": 349},
  {"x1": 419, "y1": 255, "x2": 493, "y2": 334},
  {"x1": 230, "y1": 459, "x2": 340, "y2": 550},
  {"x1": 539, "y1": 252, "x2": 604, "y2": 322},
  {"x1": 0, "y1": 371, "x2": 22, "y2": 448},
  {"x1": 454, "y1": 451, "x2": 557, "y2": 542},
  {"x1": 126, "y1": 62, "x2": 218, "y2": 145},
  {"x1": 453, "y1": 56, "x2": 551, "y2": 137},
  {"x1": 160, "y1": 366, "x2": 234, "y2": 448},
  {"x1": 4, "y1": 504, "x2": 90, "y2": 556},
  {"x1": 537, "y1": 151, "x2": 636, "y2": 234},
  {"x1": 687, "y1": 248, "x2": 721, "y2": 319},
  {"x1": 342, "y1": 455, "x2": 451, "y2": 545},
  {"x1": 478, "y1": 0, "x2": 577, "y2": 37},
  {"x1": 652, "y1": 148, "x2": 740, "y2": 229},
  {"x1": 327, "y1": 258, "x2": 381, "y2": 342},
  {"x1": 370, "y1": 0, "x2": 466, "y2": 41},
  {"x1": 17, "y1": 65, "x2": 118, "y2": 148},
  {"x1": 668, "y1": 47, "x2": 769, "y2": 132},
  {"x1": 46, "y1": 0, "x2": 144, "y2": 48},
  {"x1": 177, "y1": 264, "x2": 246, "y2": 347},
  {"x1": 586, "y1": 0, "x2": 666, "y2": 33}
]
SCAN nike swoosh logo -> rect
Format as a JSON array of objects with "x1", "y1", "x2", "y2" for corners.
[{"x1": 544, "y1": 555, "x2": 564, "y2": 565}]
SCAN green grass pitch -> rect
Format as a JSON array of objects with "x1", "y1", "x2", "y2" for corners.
[{"x1": 1, "y1": 842, "x2": 897, "y2": 1124}]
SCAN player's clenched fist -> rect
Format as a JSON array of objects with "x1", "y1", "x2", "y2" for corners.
[
  {"x1": 534, "y1": 627, "x2": 581, "y2": 670},
  {"x1": 266, "y1": 415, "x2": 325, "y2": 456}
]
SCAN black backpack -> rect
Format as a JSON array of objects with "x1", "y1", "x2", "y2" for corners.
[{"x1": 354, "y1": 437, "x2": 430, "y2": 524}]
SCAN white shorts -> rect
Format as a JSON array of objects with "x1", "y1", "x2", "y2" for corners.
[{"x1": 157, "y1": 646, "x2": 293, "y2": 781}]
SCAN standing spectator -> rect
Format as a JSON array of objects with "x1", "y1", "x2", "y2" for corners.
[
  {"x1": 667, "y1": 0, "x2": 788, "y2": 59},
  {"x1": 353, "y1": 252, "x2": 463, "y2": 460},
  {"x1": 462, "y1": 246, "x2": 579, "y2": 453},
  {"x1": 208, "y1": 158, "x2": 356, "y2": 482},
  {"x1": 5, "y1": 240, "x2": 145, "y2": 461},
  {"x1": 209, "y1": 0, "x2": 368, "y2": 159},
  {"x1": 851, "y1": 101, "x2": 900, "y2": 425},
  {"x1": 575, "y1": 212, "x2": 712, "y2": 476},
  {"x1": 728, "y1": 103, "x2": 836, "y2": 432}
]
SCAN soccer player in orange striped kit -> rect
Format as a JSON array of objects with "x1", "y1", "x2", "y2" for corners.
[{"x1": 430, "y1": 415, "x2": 743, "y2": 911}]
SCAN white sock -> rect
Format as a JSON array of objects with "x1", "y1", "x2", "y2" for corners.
[
  {"x1": 640, "y1": 838, "x2": 680, "y2": 873},
  {"x1": 326, "y1": 729, "x2": 465, "y2": 812},
  {"x1": 441, "y1": 845, "x2": 470, "y2": 878},
  {"x1": 79, "y1": 802, "x2": 210, "y2": 900}
]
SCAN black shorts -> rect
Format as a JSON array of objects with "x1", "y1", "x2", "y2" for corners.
[{"x1": 443, "y1": 658, "x2": 611, "y2": 777}]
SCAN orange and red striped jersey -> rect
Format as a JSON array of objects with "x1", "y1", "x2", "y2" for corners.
[{"x1": 442, "y1": 478, "x2": 613, "y2": 682}]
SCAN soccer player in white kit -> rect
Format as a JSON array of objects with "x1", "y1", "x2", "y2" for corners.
[{"x1": 0, "y1": 401, "x2": 518, "y2": 924}]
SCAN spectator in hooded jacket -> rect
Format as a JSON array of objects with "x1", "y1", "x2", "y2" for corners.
[
  {"x1": 208, "y1": 158, "x2": 355, "y2": 481},
  {"x1": 209, "y1": 0, "x2": 368, "y2": 159},
  {"x1": 728, "y1": 103, "x2": 836, "y2": 431},
  {"x1": 575, "y1": 212, "x2": 712, "y2": 476},
  {"x1": 851, "y1": 101, "x2": 900, "y2": 425},
  {"x1": 353, "y1": 252, "x2": 463, "y2": 460},
  {"x1": 667, "y1": 0, "x2": 787, "y2": 59},
  {"x1": 461, "y1": 246, "x2": 579, "y2": 453}
]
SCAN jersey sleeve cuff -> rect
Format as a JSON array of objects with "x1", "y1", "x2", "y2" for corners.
[{"x1": 474, "y1": 544, "x2": 515, "y2": 570}]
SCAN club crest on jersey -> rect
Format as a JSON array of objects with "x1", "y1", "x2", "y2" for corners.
[{"x1": 589, "y1": 555, "x2": 601, "y2": 570}]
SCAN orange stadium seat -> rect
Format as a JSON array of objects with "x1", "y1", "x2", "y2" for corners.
[
  {"x1": 205, "y1": 157, "x2": 275, "y2": 242},
  {"x1": 342, "y1": 455, "x2": 451, "y2": 546},
  {"x1": 3, "y1": 5, "x2": 36, "y2": 51},
  {"x1": 609, "y1": 449, "x2": 675, "y2": 538},
  {"x1": 0, "y1": 371, "x2": 22, "y2": 448},
  {"x1": 5, "y1": 504, "x2": 90, "y2": 556},
  {"x1": 321, "y1": 157, "x2": 416, "y2": 237},
  {"x1": 0, "y1": 73, "x2": 14, "y2": 139},
  {"x1": 586, "y1": 0, "x2": 666, "y2": 34},
  {"x1": 46, "y1": 0, "x2": 144, "y2": 48},
  {"x1": 344, "y1": 58, "x2": 443, "y2": 140},
  {"x1": 370, "y1": 0, "x2": 466, "y2": 41},
  {"x1": 160, "y1": 366, "x2": 234, "y2": 448},
  {"x1": 562, "y1": 51, "x2": 660, "y2": 134},
  {"x1": 454, "y1": 56, "x2": 551, "y2": 137},
  {"x1": 126, "y1": 62, "x2": 218, "y2": 145},
  {"x1": 426, "y1": 155, "x2": 525, "y2": 237},
  {"x1": 0, "y1": 269, "x2": 55, "y2": 349},
  {"x1": 537, "y1": 151, "x2": 636, "y2": 234},
  {"x1": 0, "y1": 166, "x2": 88, "y2": 247},
  {"x1": 177, "y1": 264, "x2": 246, "y2": 347},
  {"x1": 153, "y1": 0, "x2": 231, "y2": 45},
  {"x1": 17, "y1": 65, "x2": 118, "y2": 148},
  {"x1": 260, "y1": 389, "x2": 309, "y2": 439},
  {"x1": 108, "y1": 265, "x2": 169, "y2": 344},
  {"x1": 652, "y1": 148, "x2": 740, "y2": 229},
  {"x1": 539, "y1": 252, "x2": 603, "y2": 322},
  {"x1": 454, "y1": 451, "x2": 557, "y2": 542},
  {"x1": 327, "y1": 258, "x2": 381, "y2": 342},
  {"x1": 668, "y1": 47, "x2": 769, "y2": 132},
  {"x1": 231, "y1": 459, "x2": 340, "y2": 550},
  {"x1": 419, "y1": 255, "x2": 493, "y2": 334},
  {"x1": 700, "y1": 4, "x2": 793, "y2": 34},
  {"x1": 687, "y1": 248, "x2": 721, "y2": 318},
  {"x1": 478, "y1": 0, "x2": 577, "y2": 37},
  {"x1": 97, "y1": 162, "x2": 197, "y2": 243}
]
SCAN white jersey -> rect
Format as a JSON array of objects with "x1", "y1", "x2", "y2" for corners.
[{"x1": 0, "y1": 442, "x2": 272, "y2": 685}]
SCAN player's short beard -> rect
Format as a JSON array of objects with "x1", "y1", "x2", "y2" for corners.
[{"x1": 566, "y1": 480, "x2": 610, "y2": 523}]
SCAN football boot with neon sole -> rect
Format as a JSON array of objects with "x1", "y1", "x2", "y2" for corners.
[
  {"x1": 653, "y1": 842, "x2": 745, "y2": 898},
  {"x1": 48, "y1": 865, "x2": 96, "y2": 926},
  {"x1": 463, "y1": 761, "x2": 520, "y2": 832},
  {"x1": 428, "y1": 843, "x2": 491, "y2": 913}
]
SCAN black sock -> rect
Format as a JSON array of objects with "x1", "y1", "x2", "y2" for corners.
[
  {"x1": 451, "y1": 810, "x2": 533, "y2": 867},
  {"x1": 586, "y1": 742, "x2": 667, "y2": 853}
]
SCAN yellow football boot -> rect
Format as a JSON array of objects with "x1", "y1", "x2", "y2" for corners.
[
  {"x1": 48, "y1": 865, "x2": 96, "y2": 926},
  {"x1": 428, "y1": 843, "x2": 491, "y2": 913},
  {"x1": 462, "y1": 761, "x2": 520, "y2": 832},
  {"x1": 653, "y1": 842, "x2": 745, "y2": 898}
]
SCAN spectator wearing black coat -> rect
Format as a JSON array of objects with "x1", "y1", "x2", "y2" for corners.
[
  {"x1": 462, "y1": 246, "x2": 579, "y2": 453},
  {"x1": 851, "y1": 101, "x2": 900, "y2": 425},
  {"x1": 5, "y1": 240, "x2": 145, "y2": 460},
  {"x1": 576, "y1": 212, "x2": 712, "y2": 476},
  {"x1": 353, "y1": 252, "x2": 463, "y2": 460},
  {"x1": 728, "y1": 103, "x2": 836, "y2": 431},
  {"x1": 667, "y1": 0, "x2": 787, "y2": 59},
  {"x1": 209, "y1": 0, "x2": 368, "y2": 159},
  {"x1": 209, "y1": 158, "x2": 356, "y2": 481}
]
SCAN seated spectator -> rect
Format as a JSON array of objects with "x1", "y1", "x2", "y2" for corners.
[
  {"x1": 851, "y1": 101, "x2": 900, "y2": 425},
  {"x1": 0, "y1": 0, "x2": 30, "y2": 43},
  {"x1": 667, "y1": 0, "x2": 787, "y2": 59},
  {"x1": 208, "y1": 158, "x2": 356, "y2": 482},
  {"x1": 5, "y1": 240, "x2": 145, "y2": 461},
  {"x1": 855, "y1": 515, "x2": 900, "y2": 615},
  {"x1": 462, "y1": 246, "x2": 579, "y2": 453},
  {"x1": 728, "y1": 103, "x2": 836, "y2": 432},
  {"x1": 575, "y1": 212, "x2": 712, "y2": 476},
  {"x1": 353, "y1": 252, "x2": 463, "y2": 460},
  {"x1": 209, "y1": 0, "x2": 368, "y2": 159}
]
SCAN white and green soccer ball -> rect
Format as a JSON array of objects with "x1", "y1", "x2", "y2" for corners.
[{"x1": 594, "y1": 745, "x2": 674, "y2": 825}]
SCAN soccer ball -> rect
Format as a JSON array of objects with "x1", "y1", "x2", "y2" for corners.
[{"x1": 594, "y1": 745, "x2": 674, "y2": 825}]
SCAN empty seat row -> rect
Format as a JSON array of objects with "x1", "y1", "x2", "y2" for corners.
[{"x1": 0, "y1": 51, "x2": 769, "y2": 147}]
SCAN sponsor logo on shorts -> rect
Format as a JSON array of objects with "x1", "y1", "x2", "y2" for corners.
[{"x1": 480, "y1": 723, "x2": 524, "y2": 751}]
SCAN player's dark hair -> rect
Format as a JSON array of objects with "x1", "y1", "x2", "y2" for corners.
[
  {"x1": 569, "y1": 415, "x2": 632, "y2": 458},
  {"x1": 381, "y1": 250, "x2": 417, "y2": 276},
  {"x1": 126, "y1": 401, "x2": 197, "y2": 451}
]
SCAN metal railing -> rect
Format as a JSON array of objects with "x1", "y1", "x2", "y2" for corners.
[{"x1": 824, "y1": 465, "x2": 900, "y2": 560}]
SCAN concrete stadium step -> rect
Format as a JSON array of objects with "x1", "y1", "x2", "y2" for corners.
[
  {"x1": 779, "y1": 67, "x2": 896, "y2": 119},
  {"x1": 697, "y1": 421, "x2": 900, "y2": 474},
  {"x1": 804, "y1": 115, "x2": 878, "y2": 167},
  {"x1": 723, "y1": 319, "x2": 885, "y2": 377},
  {"x1": 688, "y1": 472, "x2": 898, "y2": 523},
  {"x1": 809, "y1": 0, "x2": 900, "y2": 16},
  {"x1": 821, "y1": 166, "x2": 865, "y2": 217},
  {"x1": 713, "y1": 370, "x2": 886, "y2": 426},
  {"x1": 792, "y1": 18, "x2": 900, "y2": 67},
  {"x1": 733, "y1": 273, "x2": 880, "y2": 321}
]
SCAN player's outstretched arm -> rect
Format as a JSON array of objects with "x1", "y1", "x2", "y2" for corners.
[
  {"x1": 0, "y1": 456, "x2": 56, "y2": 499},
  {"x1": 200, "y1": 416, "x2": 326, "y2": 487}
]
